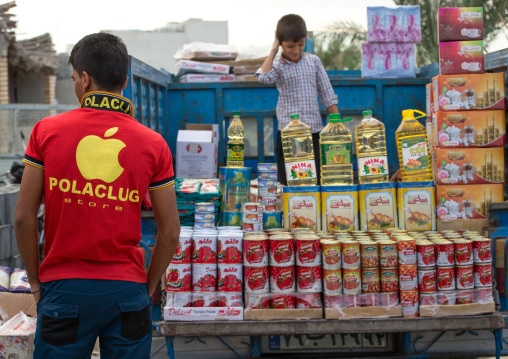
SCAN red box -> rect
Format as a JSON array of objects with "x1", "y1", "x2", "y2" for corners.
[
  {"x1": 438, "y1": 7, "x2": 483, "y2": 42},
  {"x1": 439, "y1": 41, "x2": 484, "y2": 75}
]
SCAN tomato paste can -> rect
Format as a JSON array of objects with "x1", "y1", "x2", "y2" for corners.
[
  {"x1": 455, "y1": 265, "x2": 474, "y2": 290},
  {"x1": 261, "y1": 196, "x2": 278, "y2": 209},
  {"x1": 379, "y1": 240, "x2": 398, "y2": 267},
  {"x1": 296, "y1": 292, "x2": 322, "y2": 309},
  {"x1": 343, "y1": 294, "x2": 361, "y2": 308},
  {"x1": 361, "y1": 267, "x2": 380, "y2": 293},
  {"x1": 217, "y1": 292, "x2": 243, "y2": 307},
  {"x1": 435, "y1": 240, "x2": 455, "y2": 266},
  {"x1": 436, "y1": 266, "x2": 455, "y2": 291},
  {"x1": 416, "y1": 240, "x2": 436, "y2": 268},
  {"x1": 475, "y1": 287, "x2": 493, "y2": 304},
  {"x1": 473, "y1": 238, "x2": 492, "y2": 263},
  {"x1": 455, "y1": 289, "x2": 474, "y2": 305},
  {"x1": 243, "y1": 237, "x2": 268, "y2": 267},
  {"x1": 171, "y1": 233, "x2": 193, "y2": 264},
  {"x1": 360, "y1": 242, "x2": 379, "y2": 268},
  {"x1": 378, "y1": 292, "x2": 399, "y2": 306},
  {"x1": 192, "y1": 263, "x2": 217, "y2": 292},
  {"x1": 474, "y1": 263, "x2": 493, "y2": 287},
  {"x1": 321, "y1": 240, "x2": 341, "y2": 269},
  {"x1": 322, "y1": 268, "x2": 342, "y2": 295},
  {"x1": 380, "y1": 267, "x2": 399, "y2": 292},
  {"x1": 324, "y1": 294, "x2": 343, "y2": 309},
  {"x1": 437, "y1": 290, "x2": 456, "y2": 305},
  {"x1": 217, "y1": 263, "x2": 242, "y2": 292},
  {"x1": 419, "y1": 292, "x2": 438, "y2": 305},
  {"x1": 271, "y1": 293, "x2": 296, "y2": 309},
  {"x1": 192, "y1": 234, "x2": 217, "y2": 264},
  {"x1": 397, "y1": 238, "x2": 416, "y2": 265},
  {"x1": 166, "y1": 292, "x2": 193, "y2": 307},
  {"x1": 269, "y1": 237, "x2": 295, "y2": 266},
  {"x1": 270, "y1": 265, "x2": 296, "y2": 292},
  {"x1": 342, "y1": 240, "x2": 360, "y2": 269},
  {"x1": 244, "y1": 266, "x2": 269, "y2": 293},
  {"x1": 296, "y1": 237, "x2": 321, "y2": 266},
  {"x1": 191, "y1": 291, "x2": 217, "y2": 307},
  {"x1": 165, "y1": 264, "x2": 192, "y2": 292},
  {"x1": 217, "y1": 233, "x2": 243, "y2": 264},
  {"x1": 244, "y1": 292, "x2": 270, "y2": 309},
  {"x1": 399, "y1": 265, "x2": 418, "y2": 291},
  {"x1": 296, "y1": 265, "x2": 322, "y2": 292},
  {"x1": 400, "y1": 291, "x2": 419, "y2": 317},
  {"x1": 455, "y1": 240, "x2": 473, "y2": 266},
  {"x1": 342, "y1": 268, "x2": 361, "y2": 295},
  {"x1": 418, "y1": 267, "x2": 437, "y2": 293}
]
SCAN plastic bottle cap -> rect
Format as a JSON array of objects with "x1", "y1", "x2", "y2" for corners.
[
  {"x1": 363, "y1": 110, "x2": 372, "y2": 117},
  {"x1": 233, "y1": 111, "x2": 240, "y2": 116},
  {"x1": 329, "y1": 114, "x2": 341, "y2": 123},
  {"x1": 290, "y1": 114, "x2": 300, "y2": 120},
  {"x1": 338, "y1": 117, "x2": 353, "y2": 123},
  {"x1": 402, "y1": 110, "x2": 413, "y2": 119}
]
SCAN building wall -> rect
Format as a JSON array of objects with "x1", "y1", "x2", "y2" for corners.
[{"x1": 15, "y1": 72, "x2": 45, "y2": 103}]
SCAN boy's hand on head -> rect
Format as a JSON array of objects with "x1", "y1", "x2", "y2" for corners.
[{"x1": 271, "y1": 38, "x2": 280, "y2": 53}]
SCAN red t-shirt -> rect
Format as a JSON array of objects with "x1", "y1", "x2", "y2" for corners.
[{"x1": 23, "y1": 92, "x2": 174, "y2": 283}]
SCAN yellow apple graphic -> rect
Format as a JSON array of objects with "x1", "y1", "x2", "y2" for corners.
[{"x1": 76, "y1": 127, "x2": 126, "y2": 183}]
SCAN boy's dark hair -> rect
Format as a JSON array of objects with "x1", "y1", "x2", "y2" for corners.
[
  {"x1": 276, "y1": 14, "x2": 307, "y2": 43},
  {"x1": 69, "y1": 33, "x2": 128, "y2": 92}
]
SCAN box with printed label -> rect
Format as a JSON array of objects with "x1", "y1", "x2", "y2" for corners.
[
  {"x1": 180, "y1": 74, "x2": 236, "y2": 83},
  {"x1": 397, "y1": 181, "x2": 435, "y2": 231},
  {"x1": 367, "y1": 6, "x2": 421, "y2": 42},
  {"x1": 176, "y1": 124, "x2": 219, "y2": 179},
  {"x1": 163, "y1": 307, "x2": 244, "y2": 321},
  {"x1": 283, "y1": 186, "x2": 321, "y2": 231},
  {"x1": 321, "y1": 185, "x2": 358, "y2": 232},
  {"x1": 362, "y1": 43, "x2": 416, "y2": 79},
  {"x1": 359, "y1": 182, "x2": 398, "y2": 231},
  {"x1": 439, "y1": 41, "x2": 484, "y2": 75},
  {"x1": 438, "y1": 7, "x2": 483, "y2": 42}
]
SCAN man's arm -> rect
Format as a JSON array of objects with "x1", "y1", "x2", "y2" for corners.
[
  {"x1": 327, "y1": 104, "x2": 339, "y2": 114},
  {"x1": 14, "y1": 165, "x2": 44, "y2": 302},
  {"x1": 146, "y1": 185, "x2": 180, "y2": 297}
]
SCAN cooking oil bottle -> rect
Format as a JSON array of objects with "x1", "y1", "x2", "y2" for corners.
[
  {"x1": 355, "y1": 110, "x2": 389, "y2": 184},
  {"x1": 396, "y1": 109, "x2": 433, "y2": 182},
  {"x1": 226, "y1": 111, "x2": 245, "y2": 168},
  {"x1": 281, "y1": 113, "x2": 317, "y2": 186},
  {"x1": 320, "y1": 114, "x2": 353, "y2": 185}
]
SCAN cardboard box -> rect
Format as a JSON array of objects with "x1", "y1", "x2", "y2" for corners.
[
  {"x1": 432, "y1": 73, "x2": 506, "y2": 112},
  {"x1": 0, "y1": 292, "x2": 37, "y2": 319},
  {"x1": 439, "y1": 41, "x2": 484, "y2": 75},
  {"x1": 243, "y1": 308, "x2": 322, "y2": 320},
  {"x1": 163, "y1": 306, "x2": 243, "y2": 321},
  {"x1": 235, "y1": 75, "x2": 258, "y2": 82},
  {"x1": 0, "y1": 333, "x2": 34, "y2": 358},
  {"x1": 175, "y1": 60, "x2": 230, "y2": 77},
  {"x1": 176, "y1": 124, "x2": 218, "y2": 179},
  {"x1": 359, "y1": 182, "x2": 398, "y2": 231},
  {"x1": 426, "y1": 83, "x2": 434, "y2": 118},
  {"x1": 436, "y1": 218, "x2": 488, "y2": 232},
  {"x1": 180, "y1": 74, "x2": 235, "y2": 83},
  {"x1": 434, "y1": 147, "x2": 504, "y2": 185},
  {"x1": 419, "y1": 301, "x2": 494, "y2": 317},
  {"x1": 438, "y1": 7, "x2": 483, "y2": 42},
  {"x1": 325, "y1": 306, "x2": 401, "y2": 320},
  {"x1": 367, "y1": 6, "x2": 421, "y2": 43},
  {"x1": 433, "y1": 110, "x2": 506, "y2": 148},
  {"x1": 397, "y1": 181, "x2": 435, "y2": 231},
  {"x1": 362, "y1": 43, "x2": 416, "y2": 79}
]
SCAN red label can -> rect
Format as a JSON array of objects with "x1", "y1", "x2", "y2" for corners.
[
  {"x1": 269, "y1": 238, "x2": 295, "y2": 265},
  {"x1": 400, "y1": 291, "x2": 419, "y2": 317},
  {"x1": 296, "y1": 238, "x2": 321, "y2": 266},
  {"x1": 474, "y1": 263, "x2": 492, "y2": 287},
  {"x1": 436, "y1": 266, "x2": 455, "y2": 291},
  {"x1": 399, "y1": 265, "x2": 418, "y2": 291},
  {"x1": 456, "y1": 265, "x2": 474, "y2": 290},
  {"x1": 397, "y1": 238, "x2": 416, "y2": 265},
  {"x1": 296, "y1": 293, "x2": 322, "y2": 309},
  {"x1": 244, "y1": 266, "x2": 269, "y2": 293},
  {"x1": 378, "y1": 292, "x2": 399, "y2": 306},
  {"x1": 217, "y1": 233, "x2": 242, "y2": 264},
  {"x1": 361, "y1": 293, "x2": 380, "y2": 307},
  {"x1": 165, "y1": 264, "x2": 192, "y2": 292},
  {"x1": 243, "y1": 238, "x2": 268, "y2": 266},
  {"x1": 456, "y1": 290, "x2": 474, "y2": 304},
  {"x1": 420, "y1": 292, "x2": 438, "y2": 305},
  {"x1": 435, "y1": 240, "x2": 455, "y2": 266},
  {"x1": 418, "y1": 267, "x2": 437, "y2": 293},
  {"x1": 455, "y1": 240, "x2": 473, "y2": 265},
  {"x1": 166, "y1": 292, "x2": 193, "y2": 307},
  {"x1": 171, "y1": 234, "x2": 192, "y2": 264},
  {"x1": 416, "y1": 241, "x2": 436, "y2": 267},
  {"x1": 296, "y1": 265, "x2": 322, "y2": 292},
  {"x1": 437, "y1": 290, "x2": 456, "y2": 305},
  {"x1": 270, "y1": 265, "x2": 296, "y2": 292},
  {"x1": 473, "y1": 238, "x2": 492, "y2": 263},
  {"x1": 217, "y1": 292, "x2": 243, "y2": 307},
  {"x1": 192, "y1": 263, "x2": 217, "y2": 292},
  {"x1": 475, "y1": 287, "x2": 493, "y2": 304},
  {"x1": 343, "y1": 294, "x2": 361, "y2": 308},
  {"x1": 343, "y1": 268, "x2": 361, "y2": 295},
  {"x1": 361, "y1": 267, "x2": 380, "y2": 293},
  {"x1": 323, "y1": 268, "x2": 342, "y2": 295},
  {"x1": 192, "y1": 291, "x2": 217, "y2": 307},
  {"x1": 192, "y1": 234, "x2": 217, "y2": 264},
  {"x1": 270, "y1": 293, "x2": 296, "y2": 309},
  {"x1": 380, "y1": 267, "x2": 399, "y2": 292},
  {"x1": 217, "y1": 263, "x2": 243, "y2": 292},
  {"x1": 245, "y1": 293, "x2": 270, "y2": 309}
]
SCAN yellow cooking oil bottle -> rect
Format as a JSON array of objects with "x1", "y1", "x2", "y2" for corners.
[
  {"x1": 396, "y1": 109, "x2": 433, "y2": 182},
  {"x1": 226, "y1": 111, "x2": 245, "y2": 168},
  {"x1": 355, "y1": 110, "x2": 389, "y2": 184},
  {"x1": 281, "y1": 113, "x2": 317, "y2": 186},
  {"x1": 320, "y1": 113, "x2": 354, "y2": 185}
]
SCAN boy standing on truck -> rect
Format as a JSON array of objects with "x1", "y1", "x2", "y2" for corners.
[{"x1": 257, "y1": 14, "x2": 339, "y2": 185}]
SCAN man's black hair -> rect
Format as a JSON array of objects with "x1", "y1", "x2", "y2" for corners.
[
  {"x1": 69, "y1": 33, "x2": 128, "y2": 92},
  {"x1": 276, "y1": 14, "x2": 307, "y2": 43}
]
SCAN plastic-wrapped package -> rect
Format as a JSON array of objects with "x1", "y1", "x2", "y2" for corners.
[
  {"x1": 362, "y1": 43, "x2": 416, "y2": 79},
  {"x1": 175, "y1": 178, "x2": 202, "y2": 201},
  {"x1": 180, "y1": 74, "x2": 235, "y2": 83},
  {"x1": 175, "y1": 60, "x2": 230, "y2": 78},
  {"x1": 0, "y1": 266, "x2": 11, "y2": 292},
  {"x1": 367, "y1": 6, "x2": 421, "y2": 42},
  {"x1": 0, "y1": 311, "x2": 36, "y2": 335},
  {"x1": 9, "y1": 269, "x2": 30, "y2": 293},
  {"x1": 324, "y1": 292, "x2": 402, "y2": 319},
  {"x1": 174, "y1": 42, "x2": 238, "y2": 61}
]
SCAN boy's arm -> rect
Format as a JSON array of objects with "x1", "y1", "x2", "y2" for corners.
[
  {"x1": 315, "y1": 57, "x2": 339, "y2": 110},
  {"x1": 257, "y1": 38, "x2": 280, "y2": 84}
]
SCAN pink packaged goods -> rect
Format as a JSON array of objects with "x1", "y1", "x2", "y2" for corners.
[
  {"x1": 438, "y1": 7, "x2": 483, "y2": 42},
  {"x1": 362, "y1": 43, "x2": 416, "y2": 79},
  {"x1": 367, "y1": 6, "x2": 421, "y2": 42},
  {"x1": 439, "y1": 41, "x2": 484, "y2": 75}
]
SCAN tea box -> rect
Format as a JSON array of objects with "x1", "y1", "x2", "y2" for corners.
[
  {"x1": 397, "y1": 181, "x2": 435, "y2": 231},
  {"x1": 283, "y1": 186, "x2": 321, "y2": 231},
  {"x1": 438, "y1": 7, "x2": 483, "y2": 42},
  {"x1": 359, "y1": 182, "x2": 398, "y2": 231},
  {"x1": 439, "y1": 41, "x2": 484, "y2": 75},
  {"x1": 321, "y1": 185, "x2": 359, "y2": 232}
]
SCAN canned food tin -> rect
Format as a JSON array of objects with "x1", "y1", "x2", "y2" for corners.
[
  {"x1": 244, "y1": 265, "x2": 269, "y2": 293},
  {"x1": 456, "y1": 290, "x2": 474, "y2": 305},
  {"x1": 258, "y1": 179, "x2": 277, "y2": 187},
  {"x1": 399, "y1": 265, "x2": 418, "y2": 291},
  {"x1": 360, "y1": 242, "x2": 379, "y2": 268},
  {"x1": 192, "y1": 292, "x2": 217, "y2": 307},
  {"x1": 322, "y1": 268, "x2": 342, "y2": 295},
  {"x1": 475, "y1": 287, "x2": 493, "y2": 304},
  {"x1": 455, "y1": 240, "x2": 473, "y2": 265},
  {"x1": 435, "y1": 240, "x2": 455, "y2": 266},
  {"x1": 217, "y1": 264, "x2": 242, "y2": 292},
  {"x1": 195, "y1": 202, "x2": 215, "y2": 212},
  {"x1": 258, "y1": 163, "x2": 278, "y2": 172},
  {"x1": 342, "y1": 240, "x2": 360, "y2": 269},
  {"x1": 258, "y1": 171, "x2": 277, "y2": 179},
  {"x1": 378, "y1": 292, "x2": 399, "y2": 306},
  {"x1": 192, "y1": 264, "x2": 217, "y2": 292},
  {"x1": 217, "y1": 233, "x2": 242, "y2": 264},
  {"x1": 166, "y1": 292, "x2": 192, "y2": 307},
  {"x1": 418, "y1": 267, "x2": 437, "y2": 292},
  {"x1": 436, "y1": 266, "x2": 455, "y2": 291},
  {"x1": 400, "y1": 291, "x2": 419, "y2": 317},
  {"x1": 261, "y1": 196, "x2": 278, "y2": 209},
  {"x1": 342, "y1": 268, "x2": 361, "y2": 295},
  {"x1": 416, "y1": 241, "x2": 436, "y2": 267},
  {"x1": 324, "y1": 294, "x2": 343, "y2": 309},
  {"x1": 270, "y1": 265, "x2": 296, "y2": 292},
  {"x1": 194, "y1": 220, "x2": 216, "y2": 229},
  {"x1": 296, "y1": 293, "x2": 322, "y2": 309},
  {"x1": 379, "y1": 240, "x2": 398, "y2": 267},
  {"x1": 165, "y1": 264, "x2": 192, "y2": 292},
  {"x1": 296, "y1": 238, "x2": 321, "y2": 266},
  {"x1": 171, "y1": 234, "x2": 193, "y2": 264},
  {"x1": 456, "y1": 265, "x2": 474, "y2": 290},
  {"x1": 243, "y1": 202, "x2": 263, "y2": 214},
  {"x1": 269, "y1": 237, "x2": 295, "y2": 265},
  {"x1": 195, "y1": 213, "x2": 216, "y2": 220},
  {"x1": 361, "y1": 267, "x2": 380, "y2": 293},
  {"x1": 258, "y1": 186, "x2": 278, "y2": 197},
  {"x1": 419, "y1": 292, "x2": 438, "y2": 305},
  {"x1": 473, "y1": 238, "x2": 492, "y2": 263},
  {"x1": 321, "y1": 240, "x2": 341, "y2": 269},
  {"x1": 243, "y1": 213, "x2": 263, "y2": 224},
  {"x1": 296, "y1": 265, "x2": 322, "y2": 292},
  {"x1": 245, "y1": 292, "x2": 271, "y2": 309},
  {"x1": 243, "y1": 223, "x2": 263, "y2": 232},
  {"x1": 271, "y1": 294, "x2": 296, "y2": 309},
  {"x1": 437, "y1": 290, "x2": 456, "y2": 305},
  {"x1": 343, "y1": 294, "x2": 361, "y2": 308},
  {"x1": 192, "y1": 234, "x2": 217, "y2": 264},
  {"x1": 263, "y1": 212, "x2": 283, "y2": 229},
  {"x1": 474, "y1": 263, "x2": 492, "y2": 287},
  {"x1": 243, "y1": 237, "x2": 268, "y2": 266},
  {"x1": 217, "y1": 292, "x2": 243, "y2": 307},
  {"x1": 380, "y1": 267, "x2": 399, "y2": 292},
  {"x1": 397, "y1": 238, "x2": 416, "y2": 265}
]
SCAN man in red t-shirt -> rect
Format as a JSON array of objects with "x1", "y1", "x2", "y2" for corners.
[{"x1": 15, "y1": 33, "x2": 180, "y2": 358}]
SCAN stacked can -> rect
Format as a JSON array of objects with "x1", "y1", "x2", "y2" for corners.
[
  {"x1": 472, "y1": 236, "x2": 493, "y2": 304},
  {"x1": 394, "y1": 234, "x2": 419, "y2": 317},
  {"x1": 359, "y1": 240, "x2": 380, "y2": 307},
  {"x1": 243, "y1": 203, "x2": 263, "y2": 232},
  {"x1": 165, "y1": 228, "x2": 193, "y2": 307},
  {"x1": 269, "y1": 230, "x2": 296, "y2": 308},
  {"x1": 321, "y1": 239, "x2": 342, "y2": 306},
  {"x1": 257, "y1": 163, "x2": 282, "y2": 229},
  {"x1": 191, "y1": 228, "x2": 218, "y2": 307},
  {"x1": 216, "y1": 228, "x2": 244, "y2": 307},
  {"x1": 243, "y1": 231, "x2": 270, "y2": 309},
  {"x1": 219, "y1": 167, "x2": 251, "y2": 227},
  {"x1": 194, "y1": 202, "x2": 216, "y2": 229},
  {"x1": 416, "y1": 239, "x2": 438, "y2": 307},
  {"x1": 295, "y1": 232, "x2": 322, "y2": 308}
]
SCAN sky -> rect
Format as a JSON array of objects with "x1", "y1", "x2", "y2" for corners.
[{"x1": 11, "y1": 0, "x2": 508, "y2": 53}]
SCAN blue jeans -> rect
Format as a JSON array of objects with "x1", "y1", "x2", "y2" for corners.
[{"x1": 34, "y1": 279, "x2": 152, "y2": 359}]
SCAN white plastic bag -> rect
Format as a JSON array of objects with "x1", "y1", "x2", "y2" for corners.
[
  {"x1": 174, "y1": 42, "x2": 238, "y2": 61},
  {"x1": 0, "y1": 311, "x2": 36, "y2": 335}
]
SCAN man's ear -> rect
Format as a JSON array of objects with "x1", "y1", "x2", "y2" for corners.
[
  {"x1": 81, "y1": 71, "x2": 92, "y2": 93},
  {"x1": 121, "y1": 77, "x2": 128, "y2": 91}
]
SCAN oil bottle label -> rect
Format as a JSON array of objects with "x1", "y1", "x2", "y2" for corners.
[
  {"x1": 401, "y1": 137, "x2": 429, "y2": 172},
  {"x1": 321, "y1": 143, "x2": 352, "y2": 165},
  {"x1": 227, "y1": 143, "x2": 244, "y2": 161},
  {"x1": 285, "y1": 160, "x2": 317, "y2": 182},
  {"x1": 358, "y1": 156, "x2": 388, "y2": 177}
]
